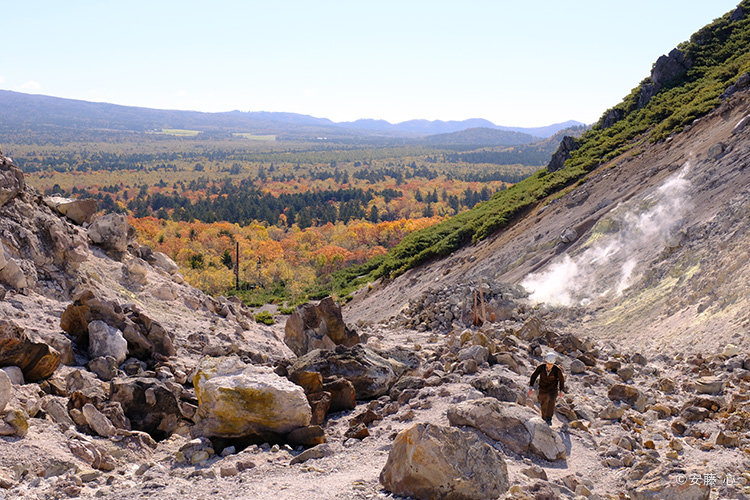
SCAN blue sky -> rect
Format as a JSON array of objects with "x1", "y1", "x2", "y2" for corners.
[{"x1": 2, "y1": 1, "x2": 741, "y2": 126}]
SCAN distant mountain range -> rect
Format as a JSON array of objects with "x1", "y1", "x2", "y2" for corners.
[
  {"x1": 0, "y1": 90, "x2": 583, "y2": 142},
  {"x1": 341, "y1": 118, "x2": 582, "y2": 138}
]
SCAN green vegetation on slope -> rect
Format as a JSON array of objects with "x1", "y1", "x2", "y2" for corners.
[{"x1": 324, "y1": 2, "x2": 750, "y2": 298}]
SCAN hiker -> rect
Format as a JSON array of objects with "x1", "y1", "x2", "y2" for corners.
[{"x1": 528, "y1": 352, "x2": 565, "y2": 425}]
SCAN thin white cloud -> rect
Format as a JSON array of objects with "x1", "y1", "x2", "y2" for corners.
[
  {"x1": 0, "y1": 76, "x2": 5, "y2": 84},
  {"x1": 19, "y1": 81, "x2": 41, "y2": 91}
]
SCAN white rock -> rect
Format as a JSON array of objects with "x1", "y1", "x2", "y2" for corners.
[
  {"x1": 0, "y1": 366, "x2": 24, "y2": 385},
  {"x1": 151, "y1": 252, "x2": 179, "y2": 275},
  {"x1": 722, "y1": 344, "x2": 739, "y2": 357},
  {"x1": 88, "y1": 320, "x2": 128, "y2": 365}
]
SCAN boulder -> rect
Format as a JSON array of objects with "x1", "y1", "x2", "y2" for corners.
[
  {"x1": 380, "y1": 423, "x2": 509, "y2": 500},
  {"x1": 608, "y1": 384, "x2": 646, "y2": 411},
  {"x1": 516, "y1": 317, "x2": 549, "y2": 341},
  {"x1": 43, "y1": 196, "x2": 98, "y2": 225},
  {"x1": 87, "y1": 356, "x2": 118, "y2": 381},
  {"x1": 150, "y1": 252, "x2": 179, "y2": 274},
  {"x1": 284, "y1": 297, "x2": 360, "y2": 357},
  {"x1": 307, "y1": 391, "x2": 331, "y2": 425},
  {"x1": 289, "y1": 443, "x2": 334, "y2": 465},
  {"x1": 88, "y1": 320, "x2": 127, "y2": 365},
  {"x1": 447, "y1": 398, "x2": 566, "y2": 461},
  {"x1": 458, "y1": 345, "x2": 489, "y2": 364},
  {"x1": 389, "y1": 375, "x2": 426, "y2": 399},
  {"x1": 82, "y1": 403, "x2": 116, "y2": 438},
  {"x1": 288, "y1": 370, "x2": 323, "y2": 394},
  {"x1": 41, "y1": 396, "x2": 75, "y2": 428},
  {"x1": 61, "y1": 292, "x2": 174, "y2": 359},
  {"x1": 192, "y1": 356, "x2": 311, "y2": 438},
  {"x1": 629, "y1": 465, "x2": 710, "y2": 500},
  {"x1": 695, "y1": 376, "x2": 723, "y2": 395},
  {"x1": 0, "y1": 370, "x2": 11, "y2": 413},
  {"x1": 0, "y1": 366, "x2": 24, "y2": 385},
  {"x1": 322, "y1": 377, "x2": 356, "y2": 411},
  {"x1": 60, "y1": 291, "x2": 125, "y2": 343},
  {"x1": 600, "y1": 107, "x2": 625, "y2": 129},
  {"x1": 0, "y1": 258, "x2": 27, "y2": 289},
  {"x1": 0, "y1": 157, "x2": 24, "y2": 207},
  {"x1": 471, "y1": 375, "x2": 524, "y2": 403},
  {"x1": 0, "y1": 409, "x2": 28, "y2": 437},
  {"x1": 560, "y1": 227, "x2": 578, "y2": 244},
  {"x1": 289, "y1": 345, "x2": 396, "y2": 399},
  {"x1": 109, "y1": 376, "x2": 181, "y2": 440},
  {"x1": 87, "y1": 213, "x2": 134, "y2": 253},
  {"x1": 0, "y1": 319, "x2": 60, "y2": 381},
  {"x1": 570, "y1": 359, "x2": 586, "y2": 374}
]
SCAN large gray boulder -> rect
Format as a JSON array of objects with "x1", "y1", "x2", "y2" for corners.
[
  {"x1": 380, "y1": 423, "x2": 509, "y2": 500},
  {"x1": 447, "y1": 398, "x2": 566, "y2": 461},
  {"x1": 284, "y1": 297, "x2": 360, "y2": 356},
  {"x1": 88, "y1": 320, "x2": 127, "y2": 365},
  {"x1": 192, "y1": 356, "x2": 311, "y2": 438},
  {"x1": 88, "y1": 213, "x2": 134, "y2": 252},
  {"x1": 289, "y1": 345, "x2": 397, "y2": 399}
]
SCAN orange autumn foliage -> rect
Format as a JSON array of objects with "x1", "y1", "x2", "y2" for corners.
[{"x1": 130, "y1": 215, "x2": 442, "y2": 297}]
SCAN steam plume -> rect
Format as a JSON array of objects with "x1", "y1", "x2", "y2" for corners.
[{"x1": 522, "y1": 162, "x2": 692, "y2": 306}]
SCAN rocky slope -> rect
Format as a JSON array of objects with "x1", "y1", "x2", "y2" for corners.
[
  {"x1": 347, "y1": 87, "x2": 750, "y2": 358},
  {"x1": 0, "y1": 11, "x2": 749, "y2": 500}
]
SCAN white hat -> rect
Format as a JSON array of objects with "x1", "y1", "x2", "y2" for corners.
[{"x1": 545, "y1": 352, "x2": 557, "y2": 363}]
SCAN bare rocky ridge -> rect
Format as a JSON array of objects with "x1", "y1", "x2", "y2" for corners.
[{"x1": 0, "y1": 86, "x2": 748, "y2": 500}]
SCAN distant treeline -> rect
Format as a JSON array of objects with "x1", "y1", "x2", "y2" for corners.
[{"x1": 444, "y1": 150, "x2": 551, "y2": 166}]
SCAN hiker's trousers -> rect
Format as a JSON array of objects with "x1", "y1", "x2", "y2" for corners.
[{"x1": 538, "y1": 390, "x2": 557, "y2": 420}]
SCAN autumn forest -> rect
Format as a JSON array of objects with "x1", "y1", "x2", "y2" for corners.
[{"x1": 6, "y1": 132, "x2": 556, "y2": 307}]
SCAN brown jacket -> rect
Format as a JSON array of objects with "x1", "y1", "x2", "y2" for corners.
[{"x1": 529, "y1": 364, "x2": 565, "y2": 394}]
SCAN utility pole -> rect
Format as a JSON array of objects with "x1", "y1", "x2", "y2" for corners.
[{"x1": 235, "y1": 241, "x2": 239, "y2": 290}]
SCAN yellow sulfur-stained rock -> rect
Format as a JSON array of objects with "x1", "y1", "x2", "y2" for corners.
[
  {"x1": 193, "y1": 356, "x2": 311, "y2": 438},
  {"x1": 380, "y1": 423, "x2": 509, "y2": 500}
]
